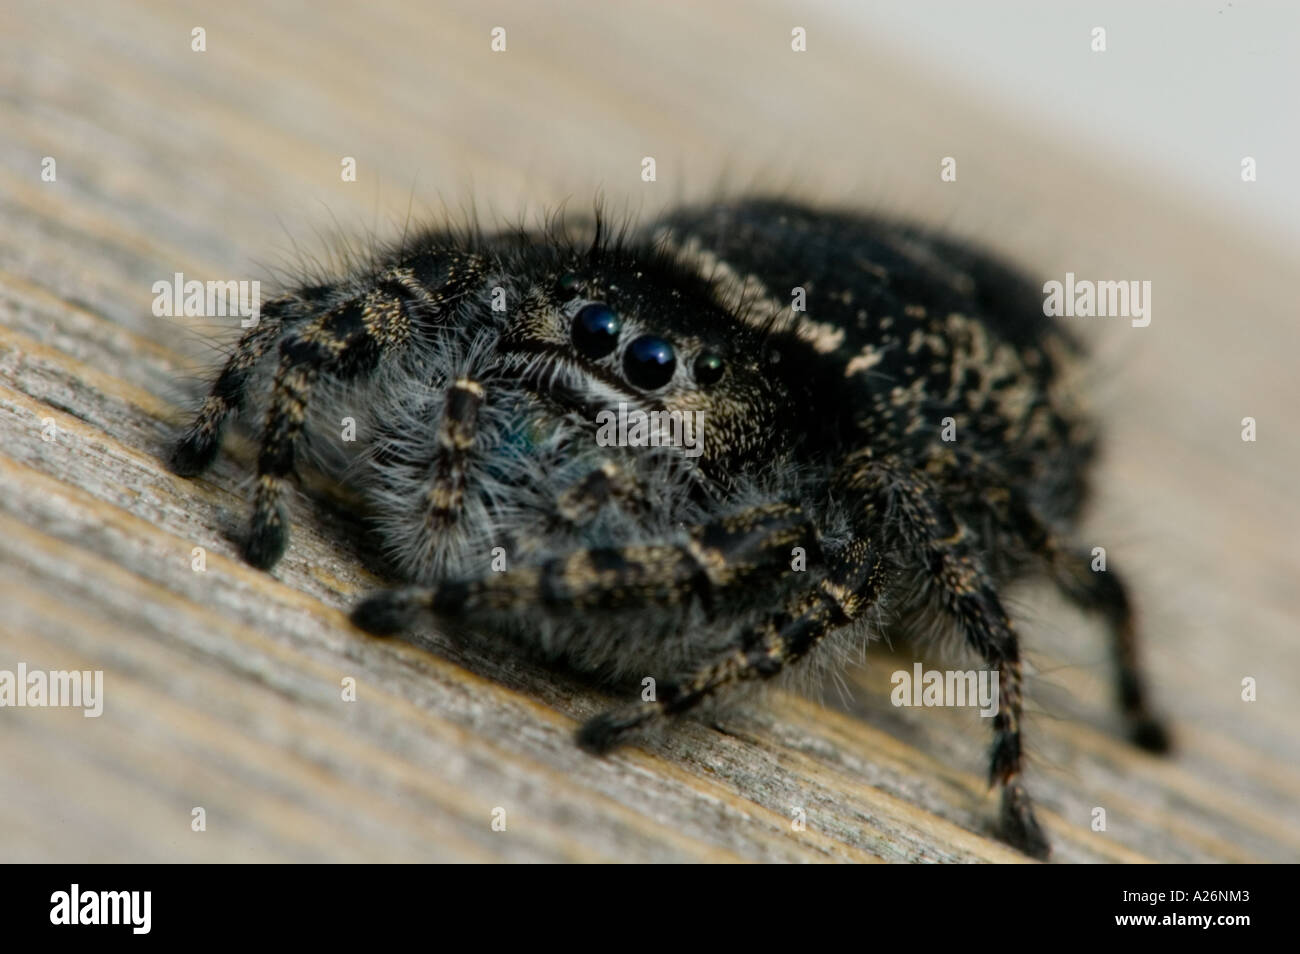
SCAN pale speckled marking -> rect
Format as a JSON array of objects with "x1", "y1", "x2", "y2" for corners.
[
  {"x1": 844, "y1": 346, "x2": 885, "y2": 377},
  {"x1": 654, "y1": 228, "x2": 846, "y2": 354}
]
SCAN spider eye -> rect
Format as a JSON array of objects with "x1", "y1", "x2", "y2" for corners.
[
  {"x1": 694, "y1": 351, "x2": 725, "y2": 386},
  {"x1": 572, "y1": 303, "x2": 621, "y2": 358},
  {"x1": 623, "y1": 335, "x2": 676, "y2": 390},
  {"x1": 556, "y1": 271, "x2": 580, "y2": 294}
]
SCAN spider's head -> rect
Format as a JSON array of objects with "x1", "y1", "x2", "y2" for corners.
[{"x1": 495, "y1": 243, "x2": 809, "y2": 479}]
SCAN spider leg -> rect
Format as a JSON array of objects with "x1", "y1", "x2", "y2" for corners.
[
  {"x1": 575, "y1": 538, "x2": 886, "y2": 751},
  {"x1": 349, "y1": 502, "x2": 819, "y2": 633},
  {"x1": 422, "y1": 376, "x2": 485, "y2": 532},
  {"x1": 244, "y1": 273, "x2": 423, "y2": 568},
  {"x1": 842, "y1": 454, "x2": 1050, "y2": 859},
  {"x1": 1044, "y1": 544, "x2": 1171, "y2": 752},
  {"x1": 930, "y1": 445, "x2": 1172, "y2": 756},
  {"x1": 553, "y1": 459, "x2": 649, "y2": 526},
  {"x1": 979, "y1": 485, "x2": 1172, "y2": 754},
  {"x1": 378, "y1": 375, "x2": 488, "y2": 575},
  {"x1": 169, "y1": 294, "x2": 303, "y2": 476}
]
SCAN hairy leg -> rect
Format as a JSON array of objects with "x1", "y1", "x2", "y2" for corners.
[
  {"x1": 1046, "y1": 546, "x2": 1171, "y2": 752},
  {"x1": 576, "y1": 538, "x2": 886, "y2": 751},
  {"x1": 170, "y1": 294, "x2": 306, "y2": 476},
  {"x1": 244, "y1": 273, "x2": 423, "y2": 567},
  {"x1": 979, "y1": 483, "x2": 1172, "y2": 754},
  {"x1": 350, "y1": 501, "x2": 820, "y2": 632},
  {"x1": 840, "y1": 453, "x2": 1051, "y2": 859},
  {"x1": 553, "y1": 459, "x2": 650, "y2": 527}
]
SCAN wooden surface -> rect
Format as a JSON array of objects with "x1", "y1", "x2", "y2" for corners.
[{"x1": 2, "y1": 0, "x2": 1297, "y2": 863}]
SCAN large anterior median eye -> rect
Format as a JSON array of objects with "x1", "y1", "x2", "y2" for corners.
[
  {"x1": 623, "y1": 335, "x2": 676, "y2": 390},
  {"x1": 572, "y1": 303, "x2": 621, "y2": 358}
]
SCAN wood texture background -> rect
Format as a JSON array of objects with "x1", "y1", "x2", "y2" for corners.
[{"x1": 2, "y1": 0, "x2": 1297, "y2": 862}]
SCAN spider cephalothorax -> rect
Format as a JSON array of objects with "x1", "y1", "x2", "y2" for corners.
[{"x1": 170, "y1": 198, "x2": 1169, "y2": 859}]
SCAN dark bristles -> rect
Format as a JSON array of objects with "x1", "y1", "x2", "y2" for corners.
[
  {"x1": 1000, "y1": 783, "x2": 1051, "y2": 861},
  {"x1": 243, "y1": 520, "x2": 287, "y2": 571},
  {"x1": 576, "y1": 705, "x2": 655, "y2": 755},
  {"x1": 350, "y1": 593, "x2": 417, "y2": 636},
  {"x1": 1131, "y1": 716, "x2": 1174, "y2": 754},
  {"x1": 168, "y1": 431, "x2": 220, "y2": 477}
]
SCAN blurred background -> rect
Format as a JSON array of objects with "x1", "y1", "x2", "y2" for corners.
[{"x1": 1, "y1": 0, "x2": 1296, "y2": 862}]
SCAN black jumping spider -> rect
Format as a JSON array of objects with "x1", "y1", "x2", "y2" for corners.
[{"x1": 170, "y1": 198, "x2": 1170, "y2": 859}]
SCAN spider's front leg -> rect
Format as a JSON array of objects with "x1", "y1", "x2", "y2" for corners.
[
  {"x1": 382, "y1": 374, "x2": 489, "y2": 576},
  {"x1": 552, "y1": 459, "x2": 652, "y2": 527},
  {"x1": 169, "y1": 293, "x2": 309, "y2": 475},
  {"x1": 575, "y1": 538, "x2": 887, "y2": 752},
  {"x1": 171, "y1": 267, "x2": 438, "y2": 568},
  {"x1": 841, "y1": 453, "x2": 1052, "y2": 859},
  {"x1": 351, "y1": 500, "x2": 882, "y2": 748},
  {"x1": 349, "y1": 501, "x2": 819, "y2": 633}
]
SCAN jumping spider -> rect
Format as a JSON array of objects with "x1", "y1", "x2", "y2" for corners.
[{"x1": 170, "y1": 198, "x2": 1170, "y2": 859}]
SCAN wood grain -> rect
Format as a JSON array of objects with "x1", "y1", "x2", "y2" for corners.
[{"x1": 2, "y1": 0, "x2": 1296, "y2": 863}]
